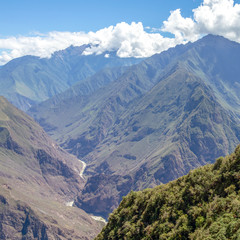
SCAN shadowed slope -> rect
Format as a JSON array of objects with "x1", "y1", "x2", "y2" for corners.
[{"x1": 0, "y1": 96, "x2": 103, "y2": 239}]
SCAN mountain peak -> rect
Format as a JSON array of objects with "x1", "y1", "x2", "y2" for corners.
[
  {"x1": 193, "y1": 34, "x2": 239, "y2": 48},
  {"x1": 52, "y1": 44, "x2": 90, "y2": 58}
]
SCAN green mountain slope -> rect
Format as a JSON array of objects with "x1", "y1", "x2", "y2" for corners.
[
  {"x1": 0, "y1": 45, "x2": 141, "y2": 111},
  {"x1": 96, "y1": 145, "x2": 240, "y2": 240},
  {"x1": 29, "y1": 35, "x2": 240, "y2": 218},
  {"x1": 0, "y1": 96, "x2": 103, "y2": 239}
]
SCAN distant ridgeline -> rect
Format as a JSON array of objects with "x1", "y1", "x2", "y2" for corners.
[
  {"x1": 0, "y1": 45, "x2": 141, "y2": 111},
  {"x1": 96, "y1": 145, "x2": 240, "y2": 239}
]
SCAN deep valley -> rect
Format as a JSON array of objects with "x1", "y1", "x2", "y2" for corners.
[{"x1": 1, "y1": 34, "x2": 240, "y2": 239}]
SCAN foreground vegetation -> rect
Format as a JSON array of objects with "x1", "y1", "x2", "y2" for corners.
[{"x1": 96, "y1": 145, "x2": 240, "y2": 239}]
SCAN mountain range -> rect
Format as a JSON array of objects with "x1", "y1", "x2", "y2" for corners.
[
  {"x1": 1, "y1": 33, "x2": 240, "y2": 238},
  {"x1": 27, "y1": 35, "x2": 240, "y2": 218},
  {"x1": 0, "y1": 45, "x2": 141, "y2": 111},
  {"x1": 0, "y1": 96, "x2": 103, "y2": 239}
]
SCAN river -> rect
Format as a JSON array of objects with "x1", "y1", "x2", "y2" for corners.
[{"x1": 66, "y1": 159, "x2": 107, "y2": 224}]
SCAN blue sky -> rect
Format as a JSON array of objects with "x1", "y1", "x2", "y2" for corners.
[
  {"x1": 0, "y1": 0, "x2": 201, "y2": 37},
  {"x1": 1, "y1": 0, "x2": 240, "y2": 65}
]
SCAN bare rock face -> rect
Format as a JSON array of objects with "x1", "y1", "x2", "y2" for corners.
[
  {"x1": 0, "y1": 127, "x2": 22, "y2": 154},
  {"x1": 0, "y1": 188, "x2": 104, "y2": 240},
  {"x1": 0, "y1": 194, "x2": 72, "y2": 240},
  {"x1": 76, "y1": 173, "x2": 133, "y2": 218},
  {"x1": 1, "y1": 203, "x2": 49, "y2": 240}
]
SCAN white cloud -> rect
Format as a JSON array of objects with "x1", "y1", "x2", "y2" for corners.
[
  {"x1": 162, "y1": 9, "x2": 199, "y2": 42},
  {"x1": 193, "y1": 0, "x2": 240, "y2": 41},
  {"x1": 162, "y1": 0, "x2": 240, "y2": 42},
  {"x1": 83, "y1": 22, "x2": 178, "y2": 58},
  {"x1": 1, "y1": 0, "x2": 240, "y2": 65}
]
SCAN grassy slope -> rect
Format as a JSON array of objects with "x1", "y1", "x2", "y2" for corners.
[{"x1": 96, "y1": 145, "x2": 240, "y2": 240}]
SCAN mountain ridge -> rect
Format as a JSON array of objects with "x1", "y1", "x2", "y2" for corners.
[
  {"x1": 28, "y1": 34, "x2": 240, "y2": 218},
  {"x1": 0, "y1": 45, "x2": 142, "y2": 111}
]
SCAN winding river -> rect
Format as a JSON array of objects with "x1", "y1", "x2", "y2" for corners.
[
  {"x1": 66, "y1": 159, "x2": 107, "y2": 224},
  {"x1": 79, "y1": 159, "x2": 86, "y2": 179}
]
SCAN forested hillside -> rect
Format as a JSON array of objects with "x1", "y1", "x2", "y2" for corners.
[{"x1": 96, "y1": 145, "x2": 240, "y2": 239}]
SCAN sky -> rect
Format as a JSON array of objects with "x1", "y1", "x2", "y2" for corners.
[{"x1": 0, "y1": 0, "x2": 240, "y2": 65}]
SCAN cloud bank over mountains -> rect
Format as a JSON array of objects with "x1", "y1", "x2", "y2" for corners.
[{"x1": 1, "y1": 0, "x2": 240, "y2": 65}]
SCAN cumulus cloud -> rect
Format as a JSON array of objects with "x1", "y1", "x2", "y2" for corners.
[
  {"x1": 193, "y1": 0, "x2": 240, "y2": 41},
  {"x1": 162, "y1": 9, "x2": 199, "y2": 42},
  {"x1": 162, "y1": 0, "x2": 240, "y2": 42},
  {"x1": 1, "y1": 0, "x2": 240, "y2": 65},
  {"x1": 83, "y1": 22, "x2": 178, "y2": 58}
]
